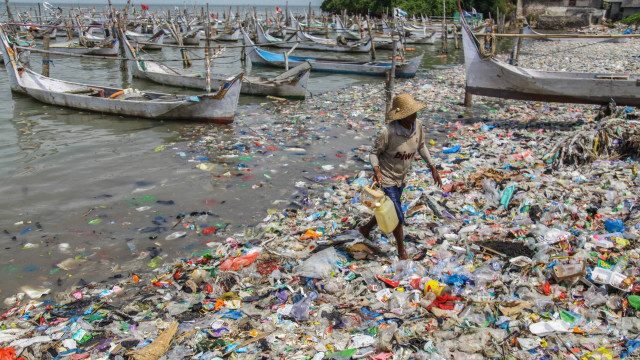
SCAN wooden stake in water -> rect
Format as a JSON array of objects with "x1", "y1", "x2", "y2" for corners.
[
  {"x1": 205, "y1": 4, "x2": 211, "y2": 94},
  {"x1": 367, "y1": 15, "x2": 376, "y2": 60},
  {"x1": 42, "y1": 35, "x2": 50, "y2": 77},
  {"x1": 441, "y1": 0, "x2": 448, "y2": 54},
  {"x1": 385, "y1": 30, "x2": 397, "y2": 121}
]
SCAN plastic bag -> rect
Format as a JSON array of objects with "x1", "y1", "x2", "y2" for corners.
[
  {"x1": 482, "y1": 178, "x2": 500, "y2": 206},
  {"x1": 289, "y1": 291, "x2": 317, "y2": 321},
  {"x1": 219, "y1": 251, "x2": 259, "y2": 271},
  {"x1": 583, "y1": 286, "x2": 607, "y2": 308},
  {"x1": 442, "y1": 145, "x2": 460, "y2": 154},
  {"x1": 499, "y1": 183, "x2": 516, "y2": 210},
  {"x1": 0, "y1": 347, "x2": 24, "y2": 360},
  {"x1": 605, "y1": 219, "x2": 625, "y2": 233},
  {"x1": 294, "y1": 248, "x2": 339, "y2": 279}
]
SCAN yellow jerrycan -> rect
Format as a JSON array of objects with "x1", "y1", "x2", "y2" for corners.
[{"x1": 374, "y1": 196, "x2": 399, "y2": 233}]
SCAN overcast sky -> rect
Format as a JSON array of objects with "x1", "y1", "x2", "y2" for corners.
[{"x1": 12, "y1": 0, "x2": 323, "y2": 5}]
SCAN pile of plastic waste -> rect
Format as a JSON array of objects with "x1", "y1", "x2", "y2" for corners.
[{"x1": 2, "y1": 41, "x2": 640, "y2": 359}]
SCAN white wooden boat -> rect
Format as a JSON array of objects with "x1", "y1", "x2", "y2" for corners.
[
  {"x1": 46, "y1": 37, "x2": 119, "y2": 57},
  {"x1": 522, "y1": 22, "x2": 627, "y2": 43},
  {"x1": 125, "y1": 29, "x2": 165, "y2": 50},
  {"x1": 209, "y1": 28, "x2": 241, "y2": 41},
  {"x1": 293, "y1": 21, "x2": 372, "y2": 52},
  {"x1": 164, "y1": 29, "x2": 201, "y2": 45},
  {"x1": 460, "y1": 9, "x2": 640, "y2": 106},
  {"x1": 406, "y1": 32, "x2": 437, "y2": 44},
  {"x1": 381, "y1": 21, "x2": 437, "y2": 44},
  {"x1": 334, "y1": 16, "x2": 361, "y2": 40},
  {"x1": 244, "y1": 29, "x2": 423, "y2": 78},
  {"x1": 0, "y1": 26, "x2": 243, "y2": 123},
  {"x1": 254, "y1": 22, "x2": 371, "y2": 53},
  {"x1": 119, "y1": 30, "x2": 310, "y2": 99}
]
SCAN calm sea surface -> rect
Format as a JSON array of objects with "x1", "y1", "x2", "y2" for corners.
[{"x1": 0, "y1": 3, "x2": 478, "y2": 306}]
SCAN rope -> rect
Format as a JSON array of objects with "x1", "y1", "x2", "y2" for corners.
[
  {"x1": 14, "y1": 45, "x2": 232, "y2": 62},
  {"x1": 136, "y1": 38, "x2": 368, "y2": 50},
  {"x1": 479, "y1": 32, "x2": 496, "y2": 60}
]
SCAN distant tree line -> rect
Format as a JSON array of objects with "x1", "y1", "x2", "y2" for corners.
[{"x1": 320, "y1": 0, "x2": 516, "y2": 20}]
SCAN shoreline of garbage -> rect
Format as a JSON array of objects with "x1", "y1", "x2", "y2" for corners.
[{"x1": 2, "y1": 36, "x2": 640, "y2": 358}]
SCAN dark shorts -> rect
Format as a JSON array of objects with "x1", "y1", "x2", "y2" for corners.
[{"x1": 383, "y1": 184, "x2": 405, "y2": 225}]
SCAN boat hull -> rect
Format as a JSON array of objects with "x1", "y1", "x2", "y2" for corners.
[
  {"x1": 0, "y1": 26, "x2": 241, "y2": 123},
  {"x1": 120, "y1": 27, "x2": 309, "y2": 99},
  {"x1": 461, "y1": 8, "x2": 640, "y2": 106},
  {"x1": 46, "y1": 38, "x2": 119, "y2": 56}
]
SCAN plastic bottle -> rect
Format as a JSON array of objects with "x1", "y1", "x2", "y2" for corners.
[
  {"x1": 613, "y1": 255, "x2": 629, "y2": 273},
  {"x1": 362, "y1": 272, "x2": 383, "y2": 292},
  {"x1": 423, "y1": 278, "x2": 451, "y2": 296},
  {"x1": 165, "y1": 231, "x2": 187, "y2": 240},
  {"x1": 429, "y1": 260, "x2": 447, "y2": 277},
  {"x1": 374, "y1": 196, "x2": 399, "y2": 233},
  {"x1": 376, "y1": 321, "x2": 398, "y2": 352},
  {"x1": 535, "y1": 266, "x2": 546, "y2": 285}
]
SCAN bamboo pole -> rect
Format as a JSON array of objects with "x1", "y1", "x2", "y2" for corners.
[
  {"x1": 367, "y1": 16, "x2": 376, "y2": 60},
  {"x1": 205, "y1": 4, "x2": 211, "y2": 94},
  {"x1": 285, "y1": 1, "x2": 289, "y2": 27},
  {"x1": 385, "y1": 30, "x2": 397, "y2": 121},
  {"x1": 42, "y1": 35, "x2": 50, "y2": 77},
  {"x1": 441, "y1": 0, "x2": 448, "y2": 54},
  {"x1": 454, "y1": 24, "x2": 459, "y2": 49}
]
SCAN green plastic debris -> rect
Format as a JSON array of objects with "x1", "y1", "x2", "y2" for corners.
[
  {"x1": 327, "y1": 349, "x2": 357, "y2": 357},
  {"x1": 147, "y1": 256, "x2": 163, "y2": 268},
  {"x1": 628, "y1": 295, "x2": 640, "y2": 310},
  {"x1": 500, "y1": 185, "x2": 515, "y2": 210}
]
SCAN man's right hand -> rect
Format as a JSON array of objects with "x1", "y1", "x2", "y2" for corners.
[{"x1": 373, "y1": 167, "x2": 383, "y2": 186}]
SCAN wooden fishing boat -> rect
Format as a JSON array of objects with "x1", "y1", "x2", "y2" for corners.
[
  {"x1": 460, "y1": 6, "x2": 640, "y2": 106},
  {"x1": 255, "y1": 21, "x2": 372, "y2": 53},
  {"x1": 381, "y1": 21, "x2": 437, "y2": 45},
  {"x1": 29, "y1": 26, "x2": 57, "y2": 39},
  {"x1": 333, "y1": 16, "x2": 361, "y2": 40},
  {"x1": 522, "y1": 21, "x2": 627, "y2": 43},
  {"x1": 0, "y1": 26, "x2": 243, "y2": 123},
  {"x1": 293, "y1": 21, "x2": 372, "y2": 52},
  {"x1": 125, "y1": 29, "x2": 165, "y2": 50},
  {"x1": 164, "y1": 28, "x2": 201, "y2": 45},
  {"x1": 119, "y1": 29, "x2": 310, "y2": 99},
  {"x1": 244, "y1": 29, "x2": 423, "y2": 78},
  {"x1": 45, "y1": 36, "x2": 119, "y2": 57},
  {"x1": 209, "y1": 28, "x2": 241, "y2": 41}
]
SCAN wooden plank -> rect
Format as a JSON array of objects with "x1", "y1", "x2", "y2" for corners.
[{"x1": 473, "y1": 32, "x2": 640, "y2": 39}]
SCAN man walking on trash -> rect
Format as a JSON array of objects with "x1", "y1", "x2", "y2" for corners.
[{"x1": 359, "y1": 93, "x2": 442, "y2": 260}]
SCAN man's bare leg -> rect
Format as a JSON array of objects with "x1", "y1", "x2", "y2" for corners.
[
  {"x1": 358, "y1": 216, "x2": 377, "y2": 240},
  {"x1": 393, "y1": 224, "x2": 407, "y2": 260}
]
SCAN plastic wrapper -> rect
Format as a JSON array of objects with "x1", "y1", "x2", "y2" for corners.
[{"x1": 294, "y1": 248, "x2": 339, "y2": 279}]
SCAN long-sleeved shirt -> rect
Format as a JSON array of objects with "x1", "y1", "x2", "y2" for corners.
[{"x1": 369, "y1": 119, "x2": 434, "y2": 188}]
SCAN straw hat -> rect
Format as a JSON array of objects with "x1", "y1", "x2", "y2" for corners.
[{"x1": 386, "y1": 93, "x2": 425, "y2": 122}]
